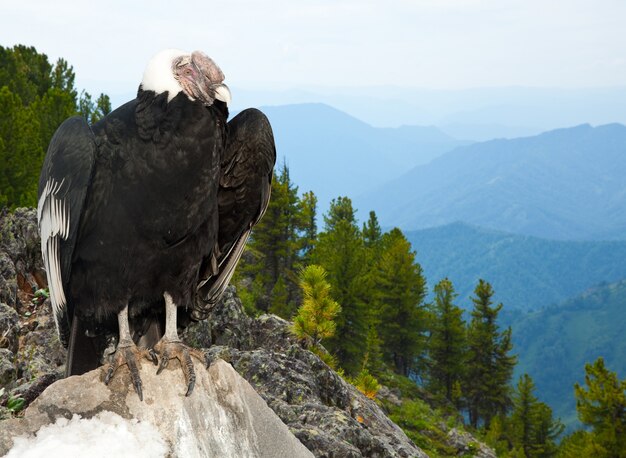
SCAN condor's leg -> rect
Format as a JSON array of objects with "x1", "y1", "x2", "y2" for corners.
[
  {"x1": 104, "y1": 304, "x2": 157, "y2": 401},
  {"x1": 154, "y1": 292, "x2": 207, "y2": 396}
]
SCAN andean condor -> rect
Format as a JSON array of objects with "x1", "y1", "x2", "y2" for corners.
[{"x1": 37, "y1": 49, "x2": 276, "y2": 399}]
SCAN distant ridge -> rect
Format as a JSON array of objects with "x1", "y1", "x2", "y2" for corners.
[
  {"x1": 259, "y1": 103, "x2": 468, "y2": 213},
  {"x1": 359, "y1": 123, "x2": 626, "y2": 240},
  {"x1": 405, "y1": 222, "x2": 626, "y2": 311},
  {"x1": 510, "y1": 279, "x2": 626, "y2": 429}
]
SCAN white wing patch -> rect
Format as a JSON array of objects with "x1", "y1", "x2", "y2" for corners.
[{"x1": 38, "y1": 178, "x2": 70, "y2": 324}]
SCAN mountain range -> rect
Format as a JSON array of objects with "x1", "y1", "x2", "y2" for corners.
[
  {"x1": 258, "y1": 103, "x2": 468, "y2": 213},
  {"x1": 508, "y1": 279, "x2": 626, "y2": 429},
  {"x1": 224, "y1": 86, "x2": 626, "y2": 137},
  {"x1": 359, "y1": 123, "x2": 626, "y2": 240},
  {"x1": 405, "y1": 222, "x2": 626, "y2": 311}
]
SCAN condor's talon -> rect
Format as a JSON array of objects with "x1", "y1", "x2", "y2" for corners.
[
  {"x1": 148, "y1": 348, "x2": 159, "y2": 365},
  {"x1": 153, "y1": 338, "x2": 206, "y2": 396},
  {"x1": 156, "y1": 346, "x2": 170, "y2": 375},
  {"x1": 104, "y1": 337, "x2": 153, "y2": 401}
]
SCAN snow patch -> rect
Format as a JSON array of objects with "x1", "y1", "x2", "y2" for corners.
[{"x1": 6, "y1": 411, "x2": 168, "y2": 458}]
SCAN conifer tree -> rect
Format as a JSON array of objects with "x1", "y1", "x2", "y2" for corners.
[
  {"x1": 297, "y1": 190, "x2": 317, "y2": 262},
  {"x1": 0, "y1": 46, "x2": 99, "y2": 208},
  {"x1": 532, "y1": 402, "x2": 564, "y2": 457},
  {"x1": 372, "y1": 228, "x2": 427, "y2": 376},
  {"x1": 362, "y1": 324, "x2": 385, "y2": 376},
  {"x1": 292, "y1": 264, "x2": 341, "y2": 346},
  {"x1": 574, "y1": 357, "x2": 626, "y2": 457},
  {"x1": 511, "y1": 374, "x2": 563, "y2": 457},
  {"x1": 464, "y1": 279, "x2": 517, "y2": 428},
  {"x1": 362, "y1": 210, "x2": 382, "y2": 249},
  {"x1": 426, "y1": 278, "x2": 466, "y2": 405},
  {"x1": 311, "y1": 196, "x2": 369, "y2": 373},
  {"x1": 241, "y1": 163, "x2": 301, "y2": 313}
]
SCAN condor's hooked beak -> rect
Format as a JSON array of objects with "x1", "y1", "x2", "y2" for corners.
[{"x1": 176, "y1": 51, "x2": 231, "y2": 106}]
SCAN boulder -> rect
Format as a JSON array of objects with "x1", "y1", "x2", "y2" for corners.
[
  {"x1": 184, "y1": 288, "x2": 428, "y2": 458},
  {"x1": 0, "y1": 359, "x2": 313, "y2": 458}
]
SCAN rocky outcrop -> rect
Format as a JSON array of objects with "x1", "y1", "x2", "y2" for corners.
[
  {"x1": 183, "y1": 288, "x2": 428, "y2": 458},
  {"x1": 446, "y1": 428, "x2": 497, "y2": 458},
  {"x1": 0, "y1": 208, "x2": 64, "y2": 417},
  {"x1": 0, "y1": 360, "x2": 313, "y2": 458}
]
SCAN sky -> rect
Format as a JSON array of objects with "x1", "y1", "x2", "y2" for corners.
[{"x1": 2, "y1": 0, "x2": 626, "y2": 99}]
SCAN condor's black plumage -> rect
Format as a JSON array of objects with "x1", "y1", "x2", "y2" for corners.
[{"x1": 38, "y1": 50, "x2": 275, "y2": 399}]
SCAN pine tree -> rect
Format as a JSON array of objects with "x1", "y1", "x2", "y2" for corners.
[
  {"x1": 292, "y1": 265, "x2": 341, "y2": 346},
  {"x1": 0, "y1": 45, "x2": 53, "y2": 105},
  {"x1": 362, "y1": 324, "x2": 385, "y2": 376},
  {"x1": 372, "y1": 228, "x2": 427, "y2": 376},
  {"x1": 512, "y1": 374, "x2": 538, "y2": 457},
  {"x1": 0, "y1": 87, "x2": 44, "y2": 208},
  {"x1": 297, "y1": 190, "x2": 317, "y2": 262},
  {"x1": 532, "y1": 402, "x2": 564, "y2": 457},
  {"x1": 0, "y1": 46, "x2": 100, "y2": 209},
  {"x1": 310, "y1": 196, "x2": 369, "y2": 374},
  {"x1": 464, "y1": 279, "x2": 517, "y2": 429},
  {"x1": 426, "y1": 278, "x2": 466, "y2": 405},
  {"x1": 574, "y1": 357, "x2": 626, "y2": 457},
  {"x1": 362, "y1": 211, "x2": 382, "y2": 249},
  {"x1": 510, "y1": 374, "x2": 563, "y2": 457},
  {"x1": 241, "y1": 163, "x2": 301, "y2": 313}
]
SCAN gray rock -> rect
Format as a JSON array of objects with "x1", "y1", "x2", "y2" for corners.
[
  {"x1": 0, "y1": 303, "x2": 19, "y2": 353},
  {"x1": 186, "y1": 287, "x2": 428, "y2": 458},
  {"x1": 0, "y1": 348, "x2": 15, "y2": 386},
  {"x1": 0, "y1": 252, "x2": 16, "y2": 308},
  {"x1": 0, "y1": 208, "x2": 43, "y2": 279},
  {"x1": 447, "y1": 428, "x2": 497, "y2": 458},
  {"x1": 0, "y1": 359, "x2": 313, "y2": 458}
]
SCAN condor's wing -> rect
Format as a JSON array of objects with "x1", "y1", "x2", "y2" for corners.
[
  {"x1": 38, "y1": 116, "x2": 96, "y2": 346},
  {"x1": 194, "y1": 108, "x2": 276, "y2": 319}
]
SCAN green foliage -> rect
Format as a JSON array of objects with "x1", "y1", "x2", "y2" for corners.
[
  {"x1": 573, "y1": 357, "x2": 626, "y2": 457},
  {"x1": 292, "y1": 264, "x2": 341, "y2": 345},
  {"x1": 297, "y1": 190, "x2": 317, "y2": 262},
  {"x1": 362, "y1": 210, "x2": 382, "y2": 248},
  {"x1": 387, "y1": 397, "x2": 458, "y2": 456},
  {"x1": 0, "y1": 45, "x2": 53, "y2": 105},
  {"x1": 310, "y1": 196, "x2": 369, "y2": 374},
  {"x1": 0, "y1": 86, "x2": 43, "y2": 207},
  {"x1": 0, "y1": 45, "x2": 108, "y2": 209},
  {"x1": 426, "y1": 278, "x2": 466, "y2": 405},
  {"x1": 372, "y1": 228, "x2": 427, "y2": 376},
  {"x1": 510, "y1": 374, "x2": 563, "y2": 457},
  {"x1": 362, "y1": 325, "x2": 385, "y2": 376},
  {"x1": 465, "y1": 279, "x2": 517, "y2": 429},
  {"x1": 405, "y1": 222, "x2": 626, "y2": 312},
  {"x1": 511, "y1": 279, "x2": 626, "y2": 431},
  {"x1": 0, "y1": 388, "x2": 25, "y2": 418},
  {"x1": 240, "y1": 163, "x2": 314, "y2": 314},
  {"x1": 78, "y1": 90, "x2": 112, "y2": 124},
  {"x1": 556, "y1": 430, "x2": 599, "y2": 458},
  {"x1": 350, "y1": 369, "x2": 381, "y2": 399}
]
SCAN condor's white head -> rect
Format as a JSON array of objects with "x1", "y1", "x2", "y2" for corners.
[{"x1": 141, "y1": 49, "x2": 231, "y2": 106}]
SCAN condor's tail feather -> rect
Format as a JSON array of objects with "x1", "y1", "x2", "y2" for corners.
[{"x1": 65, "y1": 316, "x2": 105, "y2": 376}]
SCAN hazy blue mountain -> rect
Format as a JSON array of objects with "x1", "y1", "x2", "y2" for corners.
[
  {"x1": 438, "y1": 122, "x2": 541, "y2": 142},
  {"x1": 359, "y1": 123, "x2": 626, "y2": 240},
  {"x1": 225, "y1": 85, "x2": 626, "y2": 135},
  {"x1": 109, "y1": 85, "x2": 626, "y2": 141},
  {"x1": 506, "y1": 280, "x2": 626, "y2": 430},
  {"x1": 258, "y1": 103, "x2": 468, "y2": 213},
  {"x1": 404, "y1": 222, "x2": 626, "y2": 311}
]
